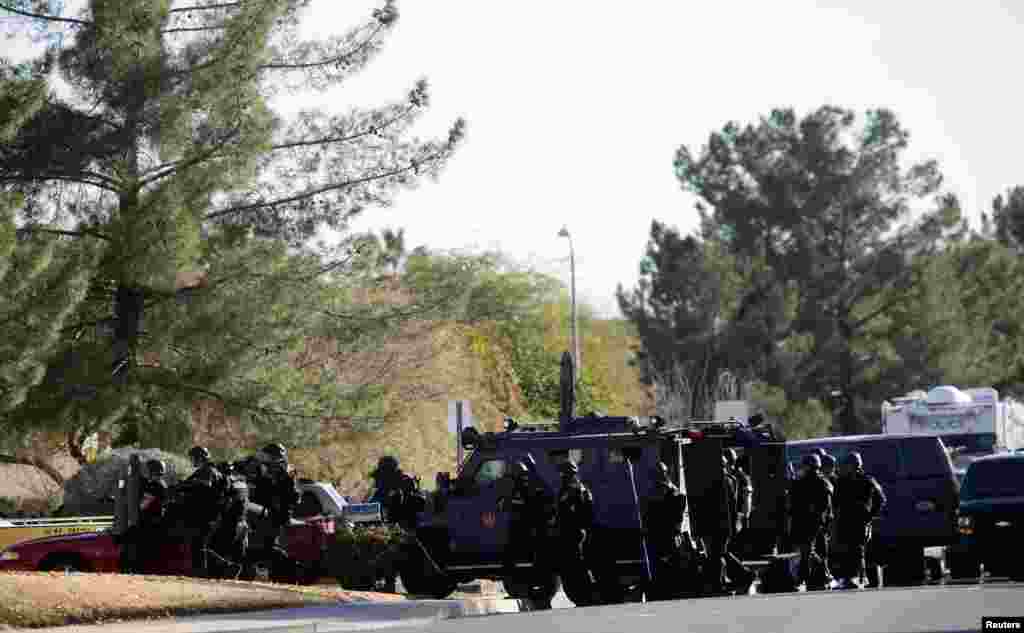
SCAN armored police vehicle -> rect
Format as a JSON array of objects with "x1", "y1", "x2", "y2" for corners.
[{"x1": 398, "y1": 413, "x2": 792, "y2": 605}]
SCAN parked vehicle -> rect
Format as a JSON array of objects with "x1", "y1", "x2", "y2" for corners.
[
  {"x1": 0, "y1": 476, "x2": 359, "y2": 582},
  {"x1": 786, "y1": 434, "x2": 960, "y2": 586},
  {"x1": 882, "y1": 386, "x2": 1024, "y2": 471},
  {"x1": 0, "y1": 516, "x2": 113, "y2": 551},
  {"x1": 947, "y1": 453, "x2": 1024, "y2": 580},
  {"x1": 0, "y1": 512, "x2": 336, "y2": 581}
]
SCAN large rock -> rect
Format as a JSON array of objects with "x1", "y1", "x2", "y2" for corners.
[{"x1": 61, "y1": 448, "x2": 192, "y2": 517}]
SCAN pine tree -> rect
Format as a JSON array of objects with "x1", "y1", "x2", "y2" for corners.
[{"x1": 0, "y1": 0, "x2": 466, "y2": 458}]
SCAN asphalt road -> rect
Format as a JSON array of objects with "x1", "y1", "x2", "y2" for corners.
[{"x1": 380, "y1": 584, "x2": 1023, "y2": 633}]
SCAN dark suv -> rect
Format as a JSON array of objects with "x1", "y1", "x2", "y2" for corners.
[
  {"x1": 786, "y1": 434, "x2": 960, "y2": 585},
  {"x1": 947, "y1": 453, "x2": 1024, "y2": 580}
]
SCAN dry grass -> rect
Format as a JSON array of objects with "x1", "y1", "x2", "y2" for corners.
[{"x1": 0, "y1": 572, "x2": 403, "y2": 629}]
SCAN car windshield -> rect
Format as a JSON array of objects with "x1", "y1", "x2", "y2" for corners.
[
  {"x1": 962, "y1": 461, "x2": 1024, "y2": 499},
  {"x1": 317, "y1": 483, "x2": 348, "y2": 511},
  {"x1": 941, "y1": 433, "x2": 996, "y2": 455}
]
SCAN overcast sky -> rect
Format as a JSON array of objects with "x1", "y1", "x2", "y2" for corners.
[{"x1": 5, "y1": 1, "x2": 1024, "y2": 317}]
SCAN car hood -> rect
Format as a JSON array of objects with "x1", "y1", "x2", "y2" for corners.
[
  {"x1": 8, "y1": 530, "x2": 114, "y2": 551},
  {"x1": 960, "y1": 496, "x2": 1024, "y2": 515}
]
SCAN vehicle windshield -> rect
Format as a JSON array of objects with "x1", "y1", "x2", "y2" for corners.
[
  {"x1": 941, "y1": 433, "x2": 996, "y2": 455},
  {"x1": 962, "y1": 461, "x2": 1024, "y2": 500},
  {"x1": 316, "y1": 483, "x2": 348, "y2": 510}
]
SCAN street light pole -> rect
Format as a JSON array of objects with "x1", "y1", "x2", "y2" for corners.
[{"x1": 558, "y1": 227, "x2": 580, "y2": 392}]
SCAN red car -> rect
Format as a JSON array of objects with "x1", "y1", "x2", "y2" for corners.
[{"x1": 0, "y1": 516, "x2": 336, "y2": 583}]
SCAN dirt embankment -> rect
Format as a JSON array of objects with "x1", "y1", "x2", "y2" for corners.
[{"x1": 0, "y1": 572, "x2": 402, "y2": 629}]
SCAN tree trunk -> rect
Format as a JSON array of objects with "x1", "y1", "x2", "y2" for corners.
[
  {"x1": 67, "y1": 430, "x2": 88, "y2": 466},
  {"x1": 0, "y1": 454, "x2": 65, "y2": 488}
]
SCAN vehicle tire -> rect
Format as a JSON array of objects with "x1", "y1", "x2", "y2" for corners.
[
  {"x1": 503, "y1": 572, "x2": 560, "y2": 606},
  {"x1": 884, "y1": 549, "x2": 926, "y2": 587},
  {"x1": 948, "y1": 552, "x2": 980, "y2": 580},
  {"x1": 396, "y1": 547, "x2": 457, "y2": 599},
  {"x1": 560, "y1": 568, "x2": 599, "y2": 607},
  {"x1": 39, "y1": 554, "x2": 89, "y2": 573},
  {"x1": 925, "y1": 556, "x2": 943, "y2": 582}
]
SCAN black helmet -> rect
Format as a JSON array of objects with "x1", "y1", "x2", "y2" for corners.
[
  {"x1": 262, "y1": 443, "x2": 287, "y2": 461},
  {"x1": 845, "y1": 451, "x2": 864, "y2": 469},
  {"x1": 376, "y1": 455, "x2": 399, "y2": 472},
  {"x1": 559, "y1": 460, "x2": 579, "y2": 476},
  {"x1": 189, "y1": 446, "x2": 210, "y2": 462},
  {"x1": 724, "y1": 448, "x2": 738, "y2": 466},
  {"x1": 656, "y1": 461, "x2": 670, "y2": 477},
  {"x1": 146, "y1": 459, "x2": 166, "y2": 478},
  {"x1": 802, "y1": 454, "x2": 822, "y2": 469},
  {"x1": 821, "y1": 454, "x2": 837, "y2": 469}
]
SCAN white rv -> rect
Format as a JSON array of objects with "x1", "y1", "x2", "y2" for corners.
[{"x1": 882, "y1": 386, "x2": 1024, "y2": 471}]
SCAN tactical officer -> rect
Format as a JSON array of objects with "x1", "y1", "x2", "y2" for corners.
[
  {"x1": 249, "y1": 443, "x2": 299, "y2": 575},
  {"x1": 789, "y1": 454, "x2": 834, "y2": 589},
  {"x1": 833, "y1": 452, "x2": 886, "y2": 589},
  {"x1": 497, "y1": 460, "x2": 556, "y2": 606},
  {"x1": 817, "y1": 453, "x2": 839, "y2": 576},
  {"x1": 725, "y1": 449, "x2": 753, "y2": 535},
  {"x1": 207, "y1": 464, "x2": 249, "y2": 579},
  {"x1": 181, "y1": 446, "x2": 226, "y2": 576},
  {"x1": 556, "y1": 460, "x2": 597, "y2": 605},
  {"x1": 369, "y1": 456, "x2": 422, "y2": 528},
  {"x1": 645, "y1": 462, "x2": 693, "y2": 600},
  {"x1": 124, "y1": 459, "x2": 168, "y2": 573}
]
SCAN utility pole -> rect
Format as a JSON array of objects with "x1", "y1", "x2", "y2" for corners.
[{"x1": 558, "y1": 226, "x2": 580, "y2": 392}]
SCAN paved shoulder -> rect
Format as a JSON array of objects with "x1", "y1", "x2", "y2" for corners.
[{"x1": 385, "y1": 585, "x2": 1015, "y2": 633}]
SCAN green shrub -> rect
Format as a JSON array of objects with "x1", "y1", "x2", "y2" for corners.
[{"x1": 328, "y1": 523, "x2": 408, "y2": 590}]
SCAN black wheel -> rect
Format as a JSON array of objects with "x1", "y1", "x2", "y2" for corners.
[
  {"x1": 884, "y1": 550, "x2": 926, "y2": 586},
  {"x1": 503, "y1": 572, "x2": 560, "y2": 605},
  {"x1": 925, "y1": 556, "x2": 943, "y2": 582},
  {"x1": 948, "y1": 552, "x2": 980, "y2": 580},
  {"x1": 39, "y1": 554, "x2": 89, "y2": 573},
  {"x1": 560, "y1": 568, "x2": 599, "y2": 607},
  {"x1": 397, "y1": 547, "x2": 457, "y2": 599}
]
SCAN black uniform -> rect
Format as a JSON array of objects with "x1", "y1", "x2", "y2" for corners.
[
  {"x1": 645, "y1": 466, "x2": 692, "y2": 600},
  {"x1": 789, "y1": 464, "x2": 834, "y2": 587},
  {"x1": 834, "y1": 468, "x2": 886, "y2": 585},
  {"x1": 818, "y1": 458, "x2": 839, "y2": 575},
  {"x1": 556, "y1": 466, "x2": 597, "y2": 604},
  {"x1": 207, "y1": 469, "x2": 250, "y2": 578},
  {"x1": 182, "y1": 461, "x2": 227, "y2": 575},
  {"x1": 497, "y1": 466, "x2": 556, "y2": 589},
  {"x1": 127, "y1": 477, "x2": 167, "y2": 573},
  {"x1": 250, "y1": 459, "x2": 298, "y2": 569},
  {"x1": 696, "y1": 460, "x2": 741, "y2": 594}
]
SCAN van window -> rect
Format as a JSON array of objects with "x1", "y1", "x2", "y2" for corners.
[
  {"x1": 900, "y1": 437, "x2": 952, "y2": 478},
  {"x1": 787, "y1": 440, "x2": 902, "y2": 480},
  {"x1": 962, "y1": 460, "x2": 1024, "y2": 499}
]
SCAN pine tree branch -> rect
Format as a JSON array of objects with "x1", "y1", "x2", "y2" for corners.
[
  {"x1": 162, "y1": 24, "x2": 227, "y2": 34},
  {"x1": 269, "y1": 106, "x2": 416, "y2": 153},
  {"x1": 260, "y1": 22, "x2": 387, "y2": 71},
  {"x1": 139, "y1": 128, "x2": 241, "y2": 186},
  {"x1": 137, "y1": 365, "x2": 369, "y2": 424},
  {"x1": 205, "y1": 152, "x2": 445, "y2": 221},
  {"x1": 15, "y1": 226, "x2": 112, "y2": 241},
  {"x1": 0, "y1": 2, "x2": 90, "y2": 26},
  {"x1": 0, "y1": 174, "x2": 119, "y2": 193},
  {"x1": 168, "y1": 2, "x2": 241, "y2": 12}
]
